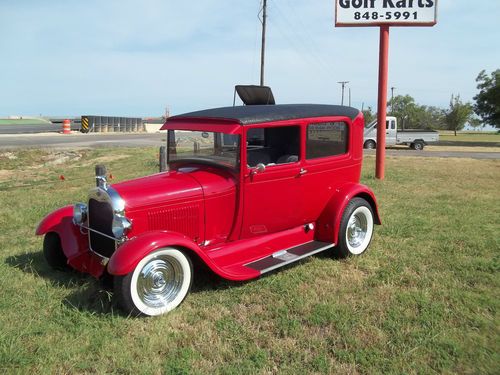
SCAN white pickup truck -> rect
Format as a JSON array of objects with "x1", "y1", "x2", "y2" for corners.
[{"x1": 363, "y1": 116, "x2": 439, "y2": 150}]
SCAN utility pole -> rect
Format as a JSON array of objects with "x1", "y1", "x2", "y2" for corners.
[
  {"x1": 390, "y1": 86, "x2": 396, "y2": 114},
  {"x1": 348, "y1": 87, "x2": 352, "y2": 107},
  {"x1": 259, "y1": 0, "x2": 267, "y2": 86},
  {"x1": 338, "y1": 81, "x2": 349, "y2": 106}
]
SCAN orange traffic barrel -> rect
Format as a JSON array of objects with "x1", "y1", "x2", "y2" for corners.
[{"x1": 62, "y1": 119, "x2": 71, "y2": 134}]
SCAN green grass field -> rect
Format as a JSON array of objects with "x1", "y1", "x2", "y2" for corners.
[
  {"x1": 0, "y1": 118, "x2": 51, "y2": 126},
  {"x1": 439, "y1": 131, "x2": 500, "y2": 144},
  {"x1": 0, "y1": 149, "x2": 498, "y2": 374}
]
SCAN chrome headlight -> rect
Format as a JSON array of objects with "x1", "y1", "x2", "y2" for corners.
[
  {"x1": 73, "y1": 203, "x2": 88, "y2": 224},
  {"x1": 112, "y1": 215, "x2": 132, "y2": 238}
]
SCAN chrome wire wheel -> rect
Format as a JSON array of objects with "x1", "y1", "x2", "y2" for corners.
[
  {"x1": 136, "y1": 256, "x2": 183, "y2": 309},
  {"x1": 347, "y1": 212, "x2": 368, "y2": 248},
  {"x1": 123, "y1": 248, "x2": 192, "y2": 316},
  {"x1": 345, "y1": 206, "x2": 374, "y2": 255}
]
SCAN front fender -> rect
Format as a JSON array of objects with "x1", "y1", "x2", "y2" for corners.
[
  {"x1": 35, "y1": 205, "x2": 73, "y2": 235},
  {"x1": 35, "y1": 205, "x2": 88, "y2": 263},
  {"x1": 315, "y1": 183, "x2": 381, "y2": 244},
  {"x1": 108, "y1": 230, "x2": 209, "y2": 276},
  {"x1": 36, "y1": 205, "x2": 104, "y2": 277}
]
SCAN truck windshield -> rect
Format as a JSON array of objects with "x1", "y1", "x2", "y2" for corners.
[
  {"x1": 167, "y1": 130, "x2": 240, "y2": 170},
  {"x1": 365, "y1": 119, "x2": 377, "y2": 129}
]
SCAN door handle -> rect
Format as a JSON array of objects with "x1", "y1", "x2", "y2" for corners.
[{"x1": 299, "y1": 168, "x2": 308, "y2": 176}]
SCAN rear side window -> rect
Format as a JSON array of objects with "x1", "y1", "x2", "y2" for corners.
[{"x1": 306, "y1": 122, "x2": 348, "y2": 159}]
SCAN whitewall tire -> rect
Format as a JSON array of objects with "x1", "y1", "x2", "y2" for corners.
[
  {"x1": 336, "y1": 198, "x2": 374, "y2": 258},
  {"x1": 114, "y1": 248, "x2": 193, "y2": 317}
]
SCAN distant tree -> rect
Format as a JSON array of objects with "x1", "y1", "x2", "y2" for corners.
[
  {"x1": 468, "y1": 117, "x2": 483, "y2": 130},
  {"x1": 390, "y1": 95, "x2": 417, "y2": 129},
  {"x1": 362, "y1": 106, "x2": 376, "y2": 124},
  {"x1": 445, "y1": 94, "x2": 474, "y2": 136},
  {"x1": 412, "y1": 105, "x2": 446, "y2": 130},
  {"x1": 473, "y1": 69, "x2": 500, "y2": 128}
]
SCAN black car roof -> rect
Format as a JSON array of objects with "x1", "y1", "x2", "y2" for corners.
[{"x1": 168, "y1": 104, "x2": 360, "y2": 125}]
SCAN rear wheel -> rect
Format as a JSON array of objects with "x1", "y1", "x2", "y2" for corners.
[
  {"x1": 43, "y1": 232, "x2": 68, "y2": 270},
  {"x1": 364, "y1": 140, "x2": 376, "y2": 149},
  {"x1": 114, "y1": 248, "x2": 193, "y2": 317},
  {"x1": 336, "y1": 198, "x2": 374, "y2": 258}
]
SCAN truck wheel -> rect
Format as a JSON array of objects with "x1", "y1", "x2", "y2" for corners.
[
  {"x1": 336, "y1": 198, "x2": 374, "y2": 258},
  {"x1": 413, "y1": 141, "x2": 424, "y2": 150},
  {"x1": 364, "y1": 140, "x2": 376, "y2": 149},
  {"x1": 114, "y1": 248, "x2": 193, "y2": 317},
  {"x1": 43, "y1": 232, "x2": 68, "y2": 270}
]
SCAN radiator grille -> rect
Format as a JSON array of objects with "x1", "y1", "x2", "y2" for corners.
[{"x1": 88, "y1": 198, "x2": 116, "y2": 258}]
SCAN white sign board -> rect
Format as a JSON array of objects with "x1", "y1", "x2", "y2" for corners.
[{"x1": 335, "y1": 0, "x2": 438, "y2": 27}]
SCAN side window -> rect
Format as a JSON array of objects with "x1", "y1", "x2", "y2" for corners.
[
  {"x1": 247, "y1": 126, "x2": 300, "y2": 167},
  {"x1": 306, "y1": 122, "x2": 348, "y2": 159},
  {"x1": 386, "y1": 120, "x2": 390, "y2": 130}
]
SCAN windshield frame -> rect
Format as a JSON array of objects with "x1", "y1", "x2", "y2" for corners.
[{"x1": 167, "y1": 129, "x2": 241, "y2": 172}]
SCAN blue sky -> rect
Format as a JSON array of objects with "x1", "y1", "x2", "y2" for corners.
[{"x1": 1, "y1": 0, "x2": 499, "y2": 117}]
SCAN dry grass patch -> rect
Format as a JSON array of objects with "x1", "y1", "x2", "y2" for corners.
[{"x1": 426, "y1": 145, "x2": 500, "y2": 153}]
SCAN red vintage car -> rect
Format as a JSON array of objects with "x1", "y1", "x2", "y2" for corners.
[{"x1": 37, "y1": 104, "x2": 380, "y2": 316}]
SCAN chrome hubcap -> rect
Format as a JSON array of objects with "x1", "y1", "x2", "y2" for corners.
[
  {"x1": 137, "y1": 256, "x2": 183, "y2": 309},
  {"x1": 347, "y1": 213, "x2": 368, "y2": 248}
]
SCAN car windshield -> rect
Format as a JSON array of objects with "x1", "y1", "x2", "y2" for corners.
[{"x1": 167, "y1": 130, "x2": 240, "y2": 170}]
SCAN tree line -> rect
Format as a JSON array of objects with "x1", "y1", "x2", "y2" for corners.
[{"x1": 362, "y1": 69, "x2": 499, "y2": 135}]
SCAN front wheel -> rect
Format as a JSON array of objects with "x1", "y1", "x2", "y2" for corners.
[
  {"x1": 114, "y1": 248, "x2": 193, "y2": 317},
  {"x1": 336, "y1": 198, "x2": 374, "y2": 258},
  {"x1": 364, "y1": 140, "x2": 376, "y2": 149},
  {"x1": 43, "y1": 232, "x2": 68, "y2": 270}
]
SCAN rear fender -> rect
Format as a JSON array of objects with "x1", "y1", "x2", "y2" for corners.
[
  {"x1": 315, "y1": 183, "x2": 381, "y2": 244},
  {"x1": 108, "y1": 230, "x2": 217, "y2": 276}
]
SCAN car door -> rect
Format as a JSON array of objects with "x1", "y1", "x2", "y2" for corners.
[
  {"x1": 299, "y1": 120, "x2": 353, "y2": 224},
  {"x1": 386, "y1": 119, "x2": 397, "y2": 145},
  {"x1": 241, "y1": 124, "x2": 303, "y2": 238}
]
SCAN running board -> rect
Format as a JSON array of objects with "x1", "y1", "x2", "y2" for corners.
[{"x1": 244, "y1": 241, "x2": 335, "y2": 274}]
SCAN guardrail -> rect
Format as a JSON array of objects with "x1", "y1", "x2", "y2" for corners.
[{"x1": 80, "y1": 116, "x2": 144, "y2": 133}]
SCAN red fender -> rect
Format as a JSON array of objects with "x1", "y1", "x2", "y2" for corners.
[
  {"x1": 315, "y1": 183, "x2": 381, "y2": 244},
  {"x1": 35, "y1": 205, "x2": 104, "y2": 278},
  {"x1": 108, "y1": 230, "x2": 223, "y2": 277},
  {"x1": 36, "y1": 205, "x2": 73, "y2": 235},
  {"x1": 35, "y1": 205, "x2": 86, "y2": 260}
]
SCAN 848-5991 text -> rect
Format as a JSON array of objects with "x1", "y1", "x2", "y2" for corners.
[{"x1": 354, "y1": 11, "x2": 418, "y2": 20}]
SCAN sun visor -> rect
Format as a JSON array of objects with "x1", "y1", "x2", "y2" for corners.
[{"x1": 235, "y1": 85, "x2": 275, "y2": 105}]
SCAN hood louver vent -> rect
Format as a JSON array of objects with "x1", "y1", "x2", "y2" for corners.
[{"x1": 147, "y1": 205, "x2": 201, "y2": 242}]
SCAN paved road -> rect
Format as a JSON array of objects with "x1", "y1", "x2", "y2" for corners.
[
  {"x1": 363, "y1": 149, "x2": 500, "y2": 160},
  {"x1": 0, "y1": 133, "x2": 499, "y2": 159}
]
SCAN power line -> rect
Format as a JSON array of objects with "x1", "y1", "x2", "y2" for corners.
[
  {"x1": 269, "y1": 0, "x2": 332, "y2": 75},
  {"x1": 279, "y1": 0, "x2": 333, "y2": 72}
]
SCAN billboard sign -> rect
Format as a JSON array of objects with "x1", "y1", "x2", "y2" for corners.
[{"x1": 335, "y1": 0, "x2": 438, "y2": 27}]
